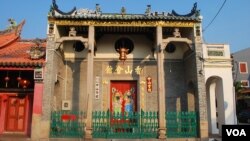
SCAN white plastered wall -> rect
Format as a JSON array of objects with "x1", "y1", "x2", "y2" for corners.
[{"x1": 203, "y1": 44, "x2": 237, "y2": 135}]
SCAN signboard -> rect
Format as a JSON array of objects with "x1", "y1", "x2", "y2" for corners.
[{"x1": 34, "y1": 68, "x2": 43, "y2": 80}]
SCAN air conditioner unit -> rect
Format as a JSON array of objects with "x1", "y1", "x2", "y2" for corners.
[{"x1": 62, "y1": 100, "x2": 71, "y2": 110}]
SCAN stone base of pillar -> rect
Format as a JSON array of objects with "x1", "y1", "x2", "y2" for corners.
[
  {"x1": 39, "y1": 120, "x2": 50, "y2": 139},
  {"x1": 199, "y1": 120, "x2": 208, "y2": 140},
  {"x1": 158, "y1": 127, "x2": 166, "y2": 139},
  {"x1": 85, "y1": 127, "x2": 93, "y2": 140},
  {"x1": 31, "y1": 114, "x2": 41, "y2": 140}
]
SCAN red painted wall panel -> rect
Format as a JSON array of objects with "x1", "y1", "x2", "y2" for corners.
[{"x1": 33, "y1": 83, "x2": 43, "y2": 114}]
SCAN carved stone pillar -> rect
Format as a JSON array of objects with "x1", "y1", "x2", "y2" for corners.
[
  {"x1": 85, "y1": 26, "x2": 95, "y2": 140},
  {"x1": 156, "y1": 26, "x2": 166, "y2": 139}
]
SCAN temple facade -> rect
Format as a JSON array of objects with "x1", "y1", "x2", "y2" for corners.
[
  {"x1": 46, "y1": 3, "x2": 202, "y2": 140},
  {"x1": 0, "y1": 1, "x2": 237, "y2": 140}
]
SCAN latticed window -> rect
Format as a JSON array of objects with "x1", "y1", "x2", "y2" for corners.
[{"x1": 239, "y1": 62, "x2": 248, "y2": 73}]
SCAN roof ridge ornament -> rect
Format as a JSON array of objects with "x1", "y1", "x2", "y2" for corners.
[
  {"x1": 121, "y1": 7, "x2": 126, "y2": 15},
  {"x1": 49, "y1": 0, "x2": 76, "y2": 16},
  {"x1": 171, "y1": 2, "x2": 200, "y2": 17},
  {"x1": 145, "y1": 5, "x2": 151, "y2": 16},
  {"x1": 95, "y1": 4, "x2": 101, "y2": 15},
  {"x1": 7, "y1": 18, "x2": 17, "y2": 30},
  {"x1": 28, "y1": 39, "x2": 46, "y2": 60}
]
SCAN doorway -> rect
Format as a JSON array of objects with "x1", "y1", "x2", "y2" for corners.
[
  {"x1": 110, "y1": 80, "x2": 137, "y2": 115},
  {"x1": 5, "y1": 95, "x2": 27, "y2": 132}
]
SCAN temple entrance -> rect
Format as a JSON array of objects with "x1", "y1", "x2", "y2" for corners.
[
  {"x1": 110, "y1": 80, "x2": 137, "y2": 115},
  {"x1": 110, "y1": 80, "x2": 138, "y2": 134},
  {"x1": 5, "y1": 95, "x2": 27, "y2": 132}
]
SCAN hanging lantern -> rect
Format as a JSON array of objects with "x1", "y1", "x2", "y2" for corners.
[
  {"x1": 4, "y1": 76, "x2": 10, "y2": 88},
  {"x1": 4, "y1": 76, "x2": 10, "y2": 81},
  {"x1": 17, "y1": 76, "x2": 22, "y2": 81},
  {"x1": 115, "y1": 38, "x2": 134, "y2": 64},
  {"x1": 19, "y1": 79, "x2": 30, "y2": 89},
  {"x1": 119, "y1": 47, "x2": 129, "y2": 64},
  {"x1": 146, "y1": 76, "x2": 152, "y2": 93},
  {"x1": 17, "y1": 76, "x2": 22, "y2": 88}
]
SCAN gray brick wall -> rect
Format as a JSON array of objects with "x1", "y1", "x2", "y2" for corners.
[{"x1": 50, "y1": 53, "x2": 207, "y2": 119}]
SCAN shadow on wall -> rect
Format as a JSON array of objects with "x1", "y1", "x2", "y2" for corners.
[{"x1": 67, "y1": 58, "x2": 85, "y2": 111}]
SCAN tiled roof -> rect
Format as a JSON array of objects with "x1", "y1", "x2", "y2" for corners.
[
  {"x1": 52, "y1": 14, "x2": 199, "y2": 21},
  {"x1": 48, "y1": 1, "x2": 201, "y2": 22},
  {"x1": 0, "y1": 21, "x2": 46, "y2": 68},
  {"x1": 0, "y1": 41, "x2": 45, "y2": 68},
  {"x1": 0, "y1": 31, "x2": 19, "y2": 49}
]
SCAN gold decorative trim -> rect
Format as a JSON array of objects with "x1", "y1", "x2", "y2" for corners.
[{"x1": 51, "y1": 19, "x2": 195, "y2": 27}]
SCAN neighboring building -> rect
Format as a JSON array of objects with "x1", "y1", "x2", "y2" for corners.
[
  {"x1": 0, "y1": 20, "x2": 46, "y2": 138},
  {"x1": 232, "y1": 48, "x2": 250, "y2": 90},
  {"x1": 232, "y1": 48, "x2": 250, "y2": 112}
]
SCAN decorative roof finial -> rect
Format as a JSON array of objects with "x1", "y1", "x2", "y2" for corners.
[
  {"x1": 145, "y1": 5, "x2": 151, "y2": 16},
  {"x1": 96, "y1": 4, "x2": 101, "y2": 13},
  {"x1": 7, "y1": 18, "x2": 17, "y2": 30},
  {"x1": 49, "y1": 0, "x2": 76, "y2": 16},
  {"x1": 171, "y1": 2, "x2": 200, "y2": 17},
  {"x1": 121, "y1": 7, "x2": 126, "y2": 15}
]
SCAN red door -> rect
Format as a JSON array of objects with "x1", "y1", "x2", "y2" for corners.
[
  {"x1": 110, "y1": 81, "x2": 137, "y2": 114},
  {"x1": 0, "y1": 96, "x2": 2, "y2": 116},
  {"x1": 5, "y1": 96, "x2": 27, "y2": 132}
]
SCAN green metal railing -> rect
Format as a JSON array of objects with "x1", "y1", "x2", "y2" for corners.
[
  {"x1": 92, "y1": 110, "x2": 158, "y2": 139},
  {"x1": 50, "y1": 111, "x2": 86, "y2": 138},
  {"x1": 140, "y1": 111, "x2": 158, "y2": 138},
  {"x1": 50, "y1": 110, "x2": 197, "y2": 139},
  {"x1": 166, "y1": 111, "x2": 198, "y2": 138}
]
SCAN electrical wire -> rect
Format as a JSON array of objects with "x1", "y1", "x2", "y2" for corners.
[{"x1": 203, "y1": 0, "x2": 227, "y2": 32}]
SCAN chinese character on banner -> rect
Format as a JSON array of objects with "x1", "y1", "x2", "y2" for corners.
[
  {"x1": 146, "y1": 76, "x2": 152, "y2": 93},
  {"x1": 95, "y1": 76, "x2": 100, "y2": 99}
]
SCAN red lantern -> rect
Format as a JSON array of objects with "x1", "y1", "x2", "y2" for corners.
[
  {"x1": 4, "y1": 76, "x2": 10, "y2": 82},
  {"x1": 146, "y1": 76, "x2": 152, "y2": 93},
  {"x1": 4, "y1": 76, "x2": 10, "y2": 88},
  {"x1": 17, "y1": 76, "x2": 22, "y2": 81},
  {"x1": 119, "y1": 47, "x2": 129, "y2": 64},
  {"x1": 17, "y1": 76, "x2": 22, "y2": 88},
  {"x1": 19, "y1": 79, "x2": 30, "y2": 89}
]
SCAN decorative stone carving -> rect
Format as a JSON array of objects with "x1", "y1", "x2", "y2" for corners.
[
  {"x1": 48, "y1": 23, "x2": 54, "y2": 35},
  {"x1": 95, "y1": 4, "x2": 101, "y2": 15},
  {"x1": 145, "y1": 5, "x2": 151, "y2": 16},
  {"x1": 75, "y1": 9, "x2": 96, "y2": 16},
  {"x1": 7, "y1": 18, "x2": 17, "y2": 30},
  {"x1": 69, "y1": 27, "x2": 76, "y2": 37},
  {"x1": 121, "y1": 7, "x2": 126, "y2": 15},
  {"x1": 173, "y1": 28, "x2": 181, "y2": 38},
  {"x1": 29, "y1": 47, "x2": 46, "y2": 60}
]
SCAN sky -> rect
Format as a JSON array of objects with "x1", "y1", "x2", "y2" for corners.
[{"x1": 0, "y1": 0, "x2": 250, "y2": 53}]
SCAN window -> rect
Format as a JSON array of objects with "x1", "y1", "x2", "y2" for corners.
[
  {"x1": 241, "y1": 80, "x2": 249, "y2": 87},
  {"x1": 239, "y1": 62, "x2": 248, "y2": 73}
]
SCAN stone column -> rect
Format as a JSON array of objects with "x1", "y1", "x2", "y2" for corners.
[
  {"x1": 85, "y1": 26, "x2": 95, "y2": 140},
  {"x1": 194, "y1": 42, "x2": 209, "y2": 141},
  {"x1": 156, "y1": 26, "x2": 166, "y2": 139},
  {"x1": 40, "y1": 37, "x2": 57, "y2": 139},
  {"x1": 31, "y1": 80, "x2": 43, "y2": 140}
]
